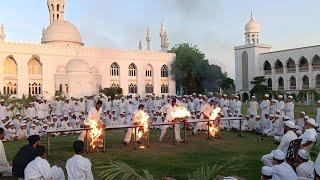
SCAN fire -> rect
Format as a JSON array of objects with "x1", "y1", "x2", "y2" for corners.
[
  {"x1": 85, "y1": 119, "x2": 103, "y2": 149},
  {"x1": 208, "y1": 107, "x2": 221, "y2": 137},
  {"x1": 135, "y1": 111, "x2": 150, "y2": 139},
  {"x1": 171, "y1": 105, "x2": 191, "y2": 119}
]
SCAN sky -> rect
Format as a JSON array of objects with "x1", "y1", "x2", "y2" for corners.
[{"x1": 0, "y1": 0, "x2": 320, "y2": 78}]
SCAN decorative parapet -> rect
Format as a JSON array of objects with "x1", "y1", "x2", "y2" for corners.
[{"x1": 0, "y1": 41, "x2": 176, "y2": 61}]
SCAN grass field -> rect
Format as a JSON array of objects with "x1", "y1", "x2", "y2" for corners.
[{"x1": 3, "y1": 105, "x2": 318, "y2": 180}]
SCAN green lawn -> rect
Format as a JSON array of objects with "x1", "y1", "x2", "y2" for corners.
[
  {"x1": 3, "y1": 104, "x2": 318, "y2": 180},
  {"x1": 5, "y1": 130, "x2": 278, "y2": 180}
]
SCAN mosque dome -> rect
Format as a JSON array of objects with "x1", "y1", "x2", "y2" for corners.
[
  {"x1": 66, "y1": 59, "x2": 90, "y2": 73},
  {"x1": 245, "y1": 17, "x2": 260, "y2": 33},
  {"x1": 41, "y1": 20, "x2": 84, "y2": 46}
]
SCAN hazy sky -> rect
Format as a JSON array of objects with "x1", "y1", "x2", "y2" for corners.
[{"x1": 0, "y1": 0, "x2": 320, "y2": 78}]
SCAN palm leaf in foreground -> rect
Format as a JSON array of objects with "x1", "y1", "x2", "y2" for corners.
[
  {"x1": 96, "y1": 161, "x2": 154, "y2": 180},
  {"x1": 188, "y1": 155, "x2": 246, "y2": 180}
]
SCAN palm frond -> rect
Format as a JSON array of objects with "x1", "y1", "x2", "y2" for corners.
[{"x1": 96, "y1": 161, "x2": 154, "y2": 180}]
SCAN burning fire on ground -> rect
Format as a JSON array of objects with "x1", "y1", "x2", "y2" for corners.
[
  {"x1": 85, "y1": 119, "x2": 103, "y2": 149},
  {"x1": 208, "y1": 107, "x2": 221, "y2": 137},
  {"x1": 171, "y1": 105, "x2": 191, "y2": 119}
]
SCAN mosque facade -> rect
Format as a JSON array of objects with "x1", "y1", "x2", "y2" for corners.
[{"x1": 0, "y1": 0, "x2": 176, "y2": 98}]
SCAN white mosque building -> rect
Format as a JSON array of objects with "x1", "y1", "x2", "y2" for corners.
[
  {"x1": 234, "y1": 13, "x2": 320, "y2": 102},
  {"x1": 0, "y1": 0, "x2": 176, "y2": 98}
]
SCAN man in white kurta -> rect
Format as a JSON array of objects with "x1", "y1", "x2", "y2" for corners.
[
  {"x1": 261, "y1": 121, "x2": 297, "y2": 167},
  {"x1": 24, "y1": 146, "x2": 65, "y2": 180},
  {"x1": 0, "y1": 100, "x2": 7, "y2": 120},
  {"x1": 285, "y1": 96, "x2": 295, "y2": 122},
  {"x1": 66, "y1": 140, "x2": 94, "y2": 180},
  {"x1": 248, "y1": 96, "x2": 258, "y2": 116},
  {"x1": 316, "y1": 100, "x2": 320, "y2": 124},
  {"x1": 296, "y1": 149, "x2": 314, "y2": 179},
  {"x1": 0, "y1": 127, "x2": 12, "y2": 175},
  {"x1": 275, "y1": 95, "x2": 285, "y2": 118},
  {"x1": 260, "y1": 94, "x2": 270, "y2": 118}
]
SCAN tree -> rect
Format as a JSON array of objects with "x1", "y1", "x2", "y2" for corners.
[
  {"x1": 219, "y1": 72, "x2": 235, "y2": 94},
  {"x1": 100, "y1": 87, "x2": 123, "y2": 99},
  {"x1": 250, "y1": 76, "x2": 269, "y2": 100},
  {"x1": 170, "y1": 43, "x2": 223, "y2": 94}
]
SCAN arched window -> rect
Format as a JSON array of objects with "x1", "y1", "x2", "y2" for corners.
[
  {"x1": 3, "y1": 81, "x2": 17, "y2": 95},
  {"x1": 129, "y1": 63, "x2": 137, "y2": 77},
  {"x1": 299, "y1": 56, "x2": 309, "y2": 72},
  {"x1": 161, "y1": 84, "x2": 169, "y2": 93},
  {"x1": 289, "y1": 76, "x2": 296, "y2": 89},
  {"x1": 28, "y1": 58, "x2": 42, "y2": 75},
  {"x1": 312, "y1": 55, "x2": 320, "y2": 71},
  {"x1": 29, "y1": 82, "x2": 42, "y2": 95},
  {"x1": 3, "y1": 57, "x2": 17, "y2": 75},
  {"x1": 302, "y1": 75, "x2": 309, "y2": 89},
  {"x1": 145, "y1": 83, "x2": 153, "y2": 93},
  {"x1": 274, "y1": 60, "x2": 283, "y2": 74},
  {"x1": 110, "y1": 62, "x2": 120, "y2": 76},
  {"x1": 111, "y1": 83, "x2": 119, "y2": 88},
  {"x1": 316, "y1": 74, "x2": 320, "y2": 89},
  {"x1": 263, "y1": 61, "x2": 271, "y2": 75},
  {"x1": 65, "y1": 84, "x2": 69, "y2": 93},
  {"x1": 267, "y1": 78, "x2": 272, "y2": 89},
  {"x1": 57, "y1": 4, "x2": 60, "y2": 11},
  {"x1": 145, "y1": 64, "x2": 153, "y2": 77},
  {"x1": 59, "y1": 84, "x2": 63, "y2": 92},
  {"x1": 286, "y1": 58, "x2": 296, "y2": 73},
  {"x1": 161, "y1": 65, "x2": 169, "y2": 77},
  {"x1": 128, "y1": 83, "x2": 137, "y2": 94},
  {"x1": 242, "y1": 51, "x2": 248, "y2": 90},
  {"x1": 278, "y1": 77, "x2": 284, "y2": 91}
]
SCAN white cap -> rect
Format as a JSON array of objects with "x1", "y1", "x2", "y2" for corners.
[
  {"x1": 298, "y1": 149, "x2": 309, "y2": 160},
  {"x1": 223, "y1": 94, "x2": 227, "y2": 97},
  {"x1": 31, "y1": 124, "x2": 36, "y2": 127},
  {"x1": 307, "y1": 118, "x2": 316, "y2": 126},
  {"x1": 318, "y1": 100, "x2": 320, "y2": 104},
  {"x1": 271, "y1": 99, "x2": 277, "y2": 102},
  {"x1": 278, "y1": 95, "x2": 283, "y2": 98},
  {"x1": 264, "y1": 94, "x2": 269, "y2": 98},
  {"x1": 261, "y1": 166, "x2": 273, "y2": 176},
  {"x1": 274, "y1": 114, "x2": 280, "y2": 118},
  {"x1": 272, "y1": 149, "x2": 285, "y2": 160},
  {"x1": 252, "y1": 96, "x2": 256, "y2": 98},
  {"x1": 9, "y1": 122, "x2": 14, "y2": 126},
  {"x1": 20, "y1": 123, "x2": 26, "y2": 126},
  {"x1": 256, "y1": 115, "x2": 260, "y2": 118},
  {"x1": 300, "y1": 111, "x2": 306, "y2": 115},
  {"x1": 284, "y1": 121, "x2": 295, "y2": 129},
  {"x1": 304, "y1": 115, "x2": 310, "y2": 120},
  {"x1": 283, "y1": 116, "x2": 290, "y2": 120},
  {"x1": 288, "y1": 95, "x2": 293, "y2": 99}
]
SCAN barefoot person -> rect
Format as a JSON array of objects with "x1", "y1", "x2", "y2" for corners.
[{"x1": 66, "y1": 140, "x2": 94, "y2": 180}]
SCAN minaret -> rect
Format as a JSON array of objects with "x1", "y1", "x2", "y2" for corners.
[
  {"x1": 0, "y1": 24, "x2": 6, "y2": 42},
  {"x1": 160, "y1": 21, "x2": 169, "y2": 51},
  {"x1": 47, "y1": 0, "x2": 66, "y2": 23},
  {"x1": 138, "y1": 41, "x2": 142, "y2": 50},
  {"x1": 146, "y1": 27, "x2": 151, "y2": 50},
  {"x1": 244, "y1": 11, "x2": 260, "y2": 45}
]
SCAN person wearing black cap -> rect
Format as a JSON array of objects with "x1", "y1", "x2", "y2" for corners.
[{"x1": 12, "y1": 135, "x2": 40, "y2": 178}]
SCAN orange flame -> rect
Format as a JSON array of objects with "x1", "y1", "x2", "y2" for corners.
[
  {"x1": 208, "y1": 107, "x2": 221, "y2": 137},
  {"x1": 135, "y1": 111, "x2": 150, "y2": 139},
  {"x1": 85, "y1": 119, "x2": 103, "y2": 149},
  {"x1": 171, "y1": 105, "x2": 191, "y2": 119}
]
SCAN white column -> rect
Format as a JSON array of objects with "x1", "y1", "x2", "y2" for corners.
[{"x1": 17, "y1": 55, "x2": 28, "y2": 97}]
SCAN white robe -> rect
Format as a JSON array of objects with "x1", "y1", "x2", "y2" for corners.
[
  {"x1": 25, "y1": 156, "x2": 65, "y2": 180},
  {"x1": 248, "y1": 100, "x2": 258, "y2": 115},
  {"x1": 285, "y1": 102, "x2": 294, "y2": 122},
  {"x1": 0, "y1": 140, "x2": 12, "y2": 174},
  {"x1": 66, "y1": 154, "x2": 94, "y2": 180},
  {"x1": 296, "y1": 161, "x2": 314, "y2": 179},
  {"x1": 260, "y1": 100, "x2": 270, "y2": 117},
  {"x1": 272, "y1": 162, "x2": 298, "y2": 180}
]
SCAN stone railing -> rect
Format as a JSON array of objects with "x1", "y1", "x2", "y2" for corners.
[
  {"x1": 313, "y1": 65, "x2": 320, "y2": 71},
  {"x1": 264, "y1": 70, "x2": 272, "y2": 75},
  {"x1": 275, "y1": 69, "x2": 283, "y2": 74},
  {"x1": 302, "y1": 85, "x2": 309, "y2": 90},
  {"x1": 286, "y1": 68, "x2": 296, "y2": 73},
  {"x1": 289, "y1": 86, "x2": 296, "y2": 90},
  {"x1": 299, "y1": 66, "x2": 309, "y2": 72}
]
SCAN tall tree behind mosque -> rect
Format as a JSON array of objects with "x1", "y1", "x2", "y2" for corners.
[
  {"x1": 250, "y1": 76, "x2": 270, "y2": 101},
  {"x1": 169, "y1": 43, "x2": 222, "y2": 94}
]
